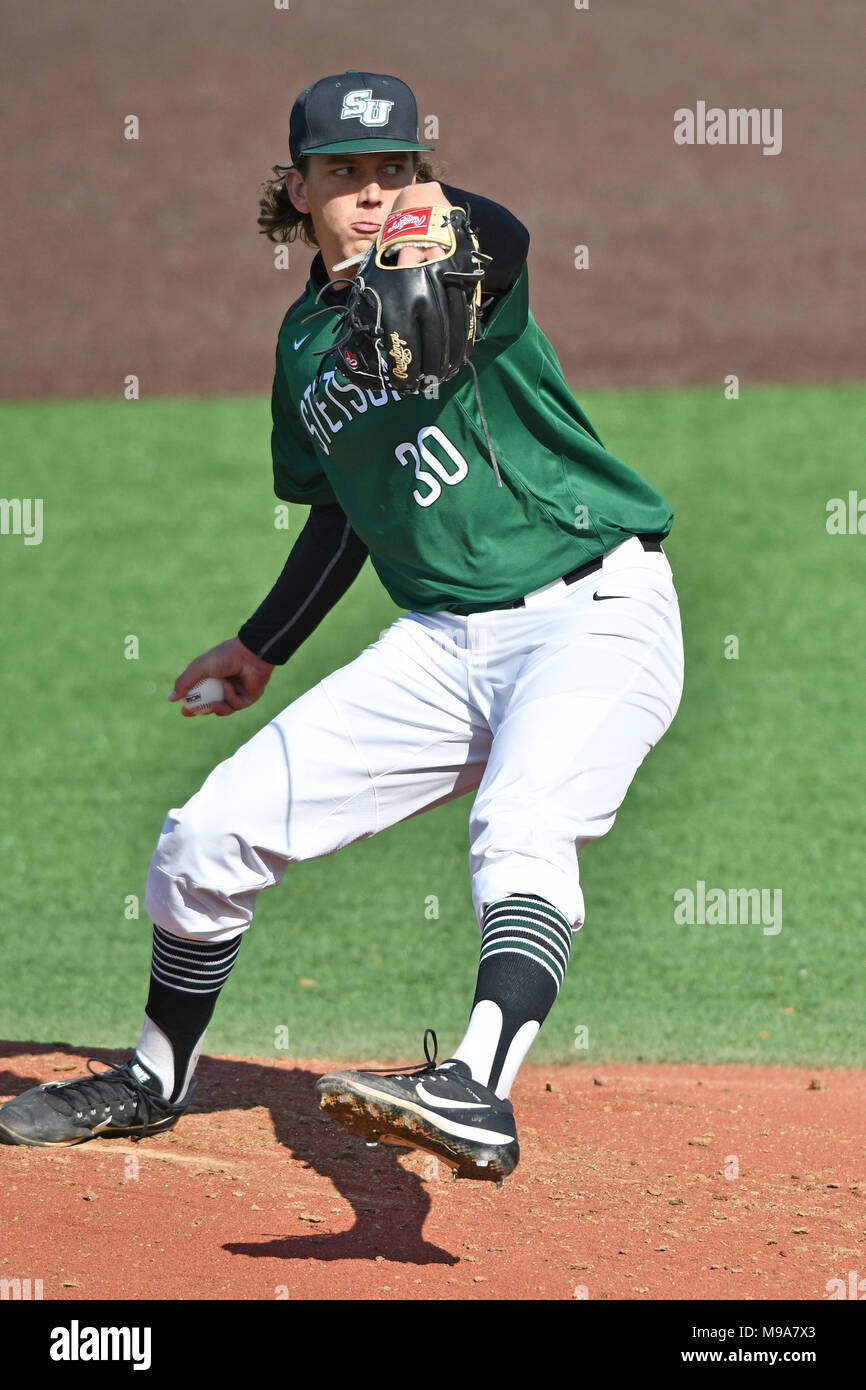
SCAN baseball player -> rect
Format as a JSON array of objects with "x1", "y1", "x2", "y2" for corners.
[{"x1": 0, "y1": 72, "x2": 684, "y2": 1184}]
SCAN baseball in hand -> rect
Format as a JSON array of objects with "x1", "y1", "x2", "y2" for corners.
[{"x1": 182, "y1": 677, "x2": 225, "y2": 714}]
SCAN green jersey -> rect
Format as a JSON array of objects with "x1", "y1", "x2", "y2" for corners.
[{"x1": 271, "y1": 258, "x2": 672, "y2": 615}]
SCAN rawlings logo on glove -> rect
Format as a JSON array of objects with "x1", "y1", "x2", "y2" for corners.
[
  {"x1": 382, "y1": 208, "x2": 434, "y2": 240},
  {"x1": 388, "y1": 331, "x2": 413, "y2": 380}
]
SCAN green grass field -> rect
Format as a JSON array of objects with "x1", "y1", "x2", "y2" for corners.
[{"x1": 1, "y1": 384, "x2": 864, "y2": 1067}]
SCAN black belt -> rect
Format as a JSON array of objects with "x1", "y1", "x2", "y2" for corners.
[{"x1": 507, "y1": 534, "x2": 664, "y2": 609}]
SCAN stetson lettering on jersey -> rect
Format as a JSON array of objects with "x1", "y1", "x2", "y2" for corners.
[{"x1": 298, "y1": 371, "x2": 407, "y2": 454}]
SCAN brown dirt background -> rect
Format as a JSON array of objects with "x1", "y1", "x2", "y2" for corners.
[
  {"x1": 2, "y1": 1045, "x2": 865, "y2": 1301},
  {"x1": 2, "y1": 2, "x2": 863, "y2": 1304},
  {"x1": 1, "y1": 0, "x2": 863, "y2": 399}
]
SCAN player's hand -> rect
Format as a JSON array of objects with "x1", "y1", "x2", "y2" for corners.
[
  {"x1": 396, "y1": 243, "x2": 442, "y2": 266},
  {"x1": 168, "y1": 637, "x2": 276, "y2": 717}
]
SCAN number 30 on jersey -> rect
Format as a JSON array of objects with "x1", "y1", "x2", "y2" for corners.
[{"x1": 395, "y1": 425, "x2": 469, "y2": 508}]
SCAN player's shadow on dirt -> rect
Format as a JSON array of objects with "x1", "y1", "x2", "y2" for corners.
[{"x1": 0, "y1": 1041, "x2": 458, "y2": 1268}]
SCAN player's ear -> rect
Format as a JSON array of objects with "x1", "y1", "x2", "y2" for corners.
[{"x1": 285, "y1": 166, "x2": 309, "y2": 214}]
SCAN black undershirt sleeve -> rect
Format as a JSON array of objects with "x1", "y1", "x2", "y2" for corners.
[
  {"x1": 237, "y1": 502, "x2": 369, "y2": 665},
  {"x1": 440, "y1": 182, "x2": 530, "y2": 306}
]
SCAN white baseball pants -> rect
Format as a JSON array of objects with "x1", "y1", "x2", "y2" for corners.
[{"x1": 145, "y1": 536, "x2": 684, "y2": 943}]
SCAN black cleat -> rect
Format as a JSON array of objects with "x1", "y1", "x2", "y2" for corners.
[
  {"x1": 315, "y1": 1029, "x2": 519, "y2": 1183},
  {"x1": 0, "y1": 1056, "x2": 195, "y2": 1147}
]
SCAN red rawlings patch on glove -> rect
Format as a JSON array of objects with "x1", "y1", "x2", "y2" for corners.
[{"x1": 381, "y1": 207, "x2": 434, "y2": 245}]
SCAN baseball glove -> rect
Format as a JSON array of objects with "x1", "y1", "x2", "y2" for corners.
[{"x1": 309, "y1": 203, "x2": 492, "y2": 396}]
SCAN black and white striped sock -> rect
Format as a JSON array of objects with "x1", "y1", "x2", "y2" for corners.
[
  {"x1": 135, "y1": 925, "x2": 243, "y2": 1103},
  {"x1": 451, "y1": 895, "x2": 574, "y2": 1099}
]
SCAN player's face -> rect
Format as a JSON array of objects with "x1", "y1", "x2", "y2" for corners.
[{"x1": 289, "y1": 151, "x2": 417, "y2": 275}]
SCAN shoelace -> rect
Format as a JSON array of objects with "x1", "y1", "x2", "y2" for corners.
[
  {"x1": 300, "y1": 275, "x2": 370, "y2": 398},
  {"x1": 464, "y1": 356, "x2": 502, "y2": 488},
  {"x1": 41, "y1": 1060, "x2": 159, "y2": 1129},
  {"x1": 354, "y1": 1027, "x2": 440, "y2": 1080}
]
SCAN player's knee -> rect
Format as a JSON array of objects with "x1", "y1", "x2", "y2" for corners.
[{"x1": 145, "y1": 796, "x2": 277, "y2": 906}]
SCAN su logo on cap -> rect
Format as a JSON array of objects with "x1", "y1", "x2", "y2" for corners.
[{"x1": 340, "y1": 89, "x2": 396, "y2": 128}]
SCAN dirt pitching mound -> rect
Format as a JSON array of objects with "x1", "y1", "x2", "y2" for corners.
[{"x1": 1, "y1": 1044, "x2": 863, "y2": 1300}]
